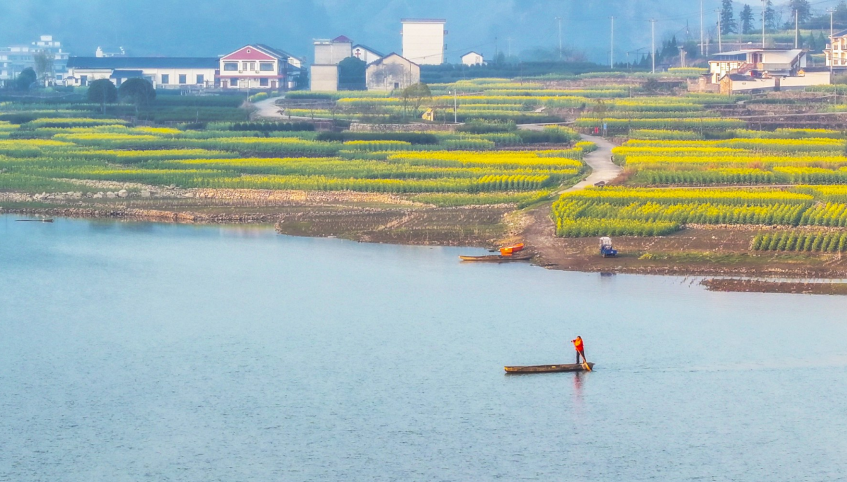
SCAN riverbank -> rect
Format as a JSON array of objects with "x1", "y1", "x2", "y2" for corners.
[{"x1": 5, "y1": 190, "x2": 847, "y2": 295}]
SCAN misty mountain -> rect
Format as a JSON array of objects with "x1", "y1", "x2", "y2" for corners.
[{"x1": 0, "y1": 1, "x2": 830, "y2": 63}]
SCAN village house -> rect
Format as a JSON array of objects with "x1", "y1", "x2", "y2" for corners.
[
  {"x1": 310, "y1": 36, "x2": 353, "y2": 92},
  {"x1": 461, "y1": 51, "x2": 484, "y2": 66},
  {"x1": 366, "y1": 53, "x2": 420, "y2": 91},
  {"x1": 826, "y1": 29, "x2": 847, "y2": 67},
  {"x1": 65, "y1": 56, "x2": 219, "y2": 89},
  {"x1": 706, "y1": 49, "x2": 830, "y2": 93},
  {"x1": 218, "y1": 44, "x2": 302, "y2": 91}
]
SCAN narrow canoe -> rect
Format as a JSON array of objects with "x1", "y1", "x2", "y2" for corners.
[
  {"x1": 505, "y1": 363, "x2": 594, "y2": 373},
  {"x1": 460, "y1": 254, "x2": 532, "y2": 262}
]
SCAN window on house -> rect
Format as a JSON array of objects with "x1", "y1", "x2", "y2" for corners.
[
  {"x1": 161, "y1": 74, "x2": 169, "y2": 84},
  {"x1": 224, "y1": 62, "x2": 238, "y2": 71},
  {"x1": 80, "y1": 75, "x2": 88, "y2": 86},
  {"x1": 244, "y1": 62, "x2": 255, "y2": 71},
  {"x1": 179, "y1": 74, "x2": 187, "y2": 84},
  {"x1": 196, "y1": 74, "x2": 204, "y2": 84},
  {"x1": 230, "y1": 78, "x2": 238, "y2": 87},
  {"x1": 260, "y1": 78, "x2": 269, "y2": 86},
  {"x1": 260, "y1": 62, "x2": 274, "y2": 71}
]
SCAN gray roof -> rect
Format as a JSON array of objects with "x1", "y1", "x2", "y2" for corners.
[
  {"x1": 67, "y1": 57, "x2": 220, "y2": 69},
  {"x1": 110, "y1": 70, "x2": 144, "y2": 78}
]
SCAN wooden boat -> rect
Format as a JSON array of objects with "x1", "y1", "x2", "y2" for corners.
[
  {"x1": 504, "y1": 362, "x2": 594, "y2": 373},
  {"x1": 460, "y1": 254, "x2": 532, "y2": 262},
  {"x1": 15, "y1": 219, "x2": 53, "y2": 223}
]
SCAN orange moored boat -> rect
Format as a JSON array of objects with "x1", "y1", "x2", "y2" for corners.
[{"x1": 499, "y1": 243, "x2": 525, "y2": 256}]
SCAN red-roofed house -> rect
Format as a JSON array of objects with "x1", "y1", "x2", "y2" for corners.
[{"x1": 218, "y1": 44, "x2": 299, "y2": 91}]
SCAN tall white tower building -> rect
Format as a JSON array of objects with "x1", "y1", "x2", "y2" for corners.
[{"x1": 401, "y1": 19, "x2": 446, "y2": 65}]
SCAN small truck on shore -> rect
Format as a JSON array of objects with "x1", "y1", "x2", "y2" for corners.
[{"x1": 599, "y1": 237, "x2": 618, "y2": 258}]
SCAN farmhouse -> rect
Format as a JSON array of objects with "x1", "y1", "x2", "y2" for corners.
[
  {"x1": 219, "y1": 44, "x2": 302, "y2": 91},
  {"x1": 366, "y1": 53, "x2": 420, "y2": 91},
  {"x1": 708, "y1": 49, "x2": 830, "y2": 93},
  {"x1": 826, "y1": 29, "x2": 847, "y2": 67},
  {"x1": 461, "y1": 51, "x2": 484, "y2": 66},
  {"x1": 65, "y1": 57, "x2": 219, "y2": 89},
  {"x1": 310, "y1": 36, "x2": 355, "y2": 92}
]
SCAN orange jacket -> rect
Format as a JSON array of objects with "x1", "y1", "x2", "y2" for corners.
[{"x1": 572, "y1": 337, "x2": 584, "y2": 352}]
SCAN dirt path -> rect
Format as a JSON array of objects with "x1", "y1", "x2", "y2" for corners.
[
  {"x1": 564, "y1": 134, "x2": 621, "y2": 192},
  {"x1": 252, "y1": 97, "x2": 284, "y2": 119},
  {"x1": 514, "y1": 133, "x2": 622, "y2": 267},
  {"x1": 251, "y1": 97, "x2": 333, "y2": 121}
]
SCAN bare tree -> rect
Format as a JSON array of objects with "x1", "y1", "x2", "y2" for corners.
[{"x1": 33, "y1": 51, "x2": 54, "y2": 85}]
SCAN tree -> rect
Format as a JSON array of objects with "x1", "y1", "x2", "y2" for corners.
[
  {"x1": 337, "y1": 57, "x2": 366, "y2": 90},
  {"x1": 87, "y1": 79, "x2": 118, "y2": 114},
  {"x1": 118, "y1": 78, "x2": 156, "y2": 114},
  {"x1": 720, "y1": 0, "x2": 737, "y2": 34},
  {"x1": 295, "y1": 68, "x2": 309, "y2": 90},
  {"x1": 788, "y1": 0, "x2": 812, "y2": 25},
  {"x1": 14, "y1": 67, "x2": 37, "y2": 91},
  {"x1": 740, "y1": 4, "x2": 754, "y2": 34},
  {"x1": 763, "y1": 0, "x2": 777, "y2": 31},
  {"x1": 33, "y1": 51, "x2": 53, "y2": 85},
  {"x1": 400, "y1": 83, "x2": 431, "y2": 119}
]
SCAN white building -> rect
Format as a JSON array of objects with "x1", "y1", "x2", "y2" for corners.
[
  {"x1": 311, "y1": 65, "x2": 339, "y2": 91},
  {"x1": 461, "y1": 51, "x2": 484, "y2": 66},
  {"x1": 352, "y1": 44, "x2": 384, "y2": 65},
  {"x1": 310, "y1": 36, "x2": 355, "y2": 92},
  {"x1": 65, "y1": 57, "x2": 219, "y2": 89},
  {"x1": 401, "y1": 19, "x2": 446, "y2": 65},
  {"x1": 826, "y1": 29, "x2": 847, "y2": 67},
  {"x1": 0, "y1": 35, "x2": 69, "y2": 85},
  {"x1": 366, "y1": 53, "x2": 420, "y2": 91},
  {"x1": 95, "y1": 46, "x2": 127, "y2": 58},
  {"x1": 219, "y1": 44, "x2": 300, "y2": 91}
]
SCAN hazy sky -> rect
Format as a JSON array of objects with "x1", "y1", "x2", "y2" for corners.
[{"x1": 0, "y1": 0, "x2": 843, "y2": 62}]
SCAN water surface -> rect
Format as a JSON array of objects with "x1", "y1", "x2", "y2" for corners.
[{"x1": 1, "y1": 215, "x2": 846, "y2": 481}]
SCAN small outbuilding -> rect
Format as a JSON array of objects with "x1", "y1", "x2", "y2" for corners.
[
  {"x1": 366, "y1": 53, "x2": 420, "y2": 91},
  {"x1": 461, "y1": 51, "x2": 484, "y2": 66}
]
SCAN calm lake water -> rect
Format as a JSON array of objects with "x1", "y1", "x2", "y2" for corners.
[{"x1": 1, "y1": 215, "x2": 846, "y2": 481}]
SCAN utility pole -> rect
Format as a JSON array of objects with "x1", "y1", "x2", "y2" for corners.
[
  {"x1": 762, "y1": 0, "x2": 766, "y2": 49},
  {"x1": 610, "y1": 16, "x2": 615, "y2": 69},
  {"x1": 795, "y1": 9, "x2": 799, "y2": 49},
  {"x1": 830, "y1": 8, "x2": 836, "y2": 79},
  {"x1": 651, "y1": 19, "x2": 656, "y2": 74},
  {"x1": 555, "y1": 17, "x2": 563, "y2": 60},
  {"x1": 700, "y1": 0, "x2": 704, "y2": 56},
  {"x1": 716, "y1": 9, "x2": 722, "y2": 53},
  {"x1": 453, "y1": 89, "x2": 458, "y2": 124}
]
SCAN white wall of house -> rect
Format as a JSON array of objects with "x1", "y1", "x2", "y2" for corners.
[
  {"x1": 461, "y1": 52, "x2": 484, "y2": 66},
  {"x1": 311, "y1": 65, "x2": 339, "y2": 91},
  {"x1": 781, "y1": 71, "x2": 831, "y2": 89},
  {"x1": 314, "y1": 41, "x2": 352, "y2": 65},
  {"x1": 149, "y1": 68, "x2": 217, "y2": 88},
  {"x1": 402, "y1": 20, "x2": 445, "y2": 65},
  {"x1": 352, "y1": 46, "x2": 382, "y2": 65},
  {"x1": 366, "y1": 55, "x2": 420, "y2": 91},
  {"x1": 66, "y1": 67, "x2": 216, "y2": 88},
  {"x1": 827, "y1": 35, "x2": 847, "y2": 67},
  {"x1": 709, "y1": 60, "x2": 743, "y2": 83},
  {"x1": 728, "y1": 77, "x2": 776, "y2": 92}
]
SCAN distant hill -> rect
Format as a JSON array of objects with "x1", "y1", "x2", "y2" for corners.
[{"x1": 0, "y1": 1, "x2": 833, "y2": 64}]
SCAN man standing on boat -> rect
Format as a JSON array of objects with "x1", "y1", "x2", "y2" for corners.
[{"x1": 572, "y1": 336, "x2": 586, "y2": 364}]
